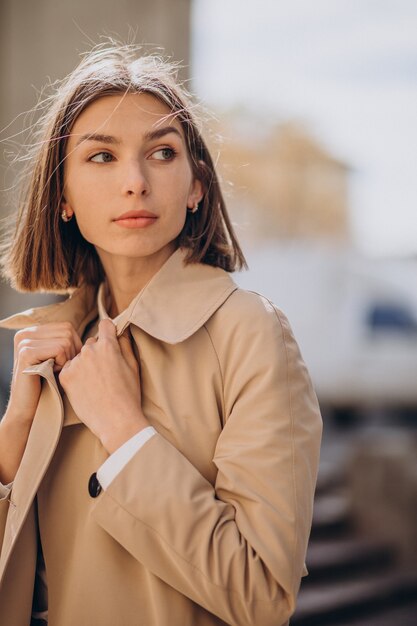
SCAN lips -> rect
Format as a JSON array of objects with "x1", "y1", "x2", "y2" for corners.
[
  {"x1": 114, "y1": 210, "x2": 157, "y2": 221},
  {"x1": 113, "y1": 210, "x2": 158, "y2": 230}
]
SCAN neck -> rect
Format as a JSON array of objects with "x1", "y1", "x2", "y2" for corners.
[{"x1": 97, "y1": 245, "x2": 177, "y2": 317}]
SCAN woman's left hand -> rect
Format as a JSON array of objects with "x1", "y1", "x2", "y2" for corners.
[{"x1": 58, "y1": 319, "x2": 150, "y2": 453}]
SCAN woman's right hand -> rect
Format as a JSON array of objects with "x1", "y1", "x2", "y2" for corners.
[{"x1": 4, "y1": 322, "x2": 83, "y2": 425}]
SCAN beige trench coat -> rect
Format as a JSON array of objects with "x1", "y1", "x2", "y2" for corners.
[{"x1": 0, "y1": 248, "x2": 322, "y2": 626}]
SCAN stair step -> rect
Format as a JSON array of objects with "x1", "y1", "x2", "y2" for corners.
[
  {"x1": 291, "y1": 568, "x2": 417, "y2": 625},
  {"x1": 302, "y1": 537, "x2": 395, "y2": 583},
  {"x1": 333, "y1": 597, "x2": 417, "y2": 626}
]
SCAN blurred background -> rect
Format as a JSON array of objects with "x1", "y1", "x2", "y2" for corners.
[{"x1": 1, "y1": 1, "x2": 417, "y2": 623}]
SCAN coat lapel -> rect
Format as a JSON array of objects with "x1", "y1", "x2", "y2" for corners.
[{"x1": 0, "y1": 361, "x2": 62, "y2": 583}]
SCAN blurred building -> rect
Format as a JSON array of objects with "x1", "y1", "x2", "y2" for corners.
[{"x1": 208, "y1": 114, "x2": 350, "y2": 242}]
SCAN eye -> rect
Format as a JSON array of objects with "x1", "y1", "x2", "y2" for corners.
[
  {"x1": 89, "y1": 151, "x2": 114, "y2": 163},
  {"x1": 152, "y1": 147, "x2": 177, "y2": 161}
]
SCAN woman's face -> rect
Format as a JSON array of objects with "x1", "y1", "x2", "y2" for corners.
[{"x1": 62, "y1": 92, "x2": 202, "y2": 264}]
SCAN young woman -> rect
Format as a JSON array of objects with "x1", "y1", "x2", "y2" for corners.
[{"x1": 0, "y1": 45, "x2": 322, "y2": 626}]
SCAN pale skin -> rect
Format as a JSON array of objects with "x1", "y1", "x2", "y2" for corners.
[{"x1": 0, "y1": 93, "x2": 204, "y2": 482}]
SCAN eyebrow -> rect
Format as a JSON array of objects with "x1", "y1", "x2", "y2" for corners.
[{"x1": 75, "y1": 126, "x2": 183, "y2": 147}]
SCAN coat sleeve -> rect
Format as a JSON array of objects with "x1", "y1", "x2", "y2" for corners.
[{"x1": 91, "y1": 295, "x2": 323, "y2": 626}]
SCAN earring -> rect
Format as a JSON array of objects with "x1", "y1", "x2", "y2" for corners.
[
  {"x1": 61, "y1": 209, "x2": 73, "y2": 222},
  {"x1": 189, "y1": 201, "x2": 199, "y2": 214}
]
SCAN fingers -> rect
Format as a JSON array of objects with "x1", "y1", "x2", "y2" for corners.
[
  {"x1": 81, "y1": 323, "x2": 137, "y2": 373},
  {"x1": 19, "y1": 322, "x2": 82, "y2": 352},
  {"x1": 14, "y1": 322, "x2": 83, "y2": 360},
  {"x1": 97, "y1": 318, "x2": 117, "y2": 342},
  {"x1": 16, "y1": 340, "x2": 74, "y2": 370},
  {"x1": 14, "y1": 319, "x2": 137, "y2": 376},
  {"x1": 13, "y1": 322, "x2": 84, "y2": 376}
]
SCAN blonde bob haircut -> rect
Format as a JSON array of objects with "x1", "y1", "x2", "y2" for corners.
[{"x1": 0, "y1": 43, "x2": 247, "y2": 293}]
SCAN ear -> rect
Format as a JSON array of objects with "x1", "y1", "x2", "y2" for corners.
[{"x1": 187, "y1": 177, "x2": 204, "y2": 210}]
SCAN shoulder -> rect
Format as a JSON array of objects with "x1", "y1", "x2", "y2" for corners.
[
  {"x1": 203, "y1": 287, "x2": 300, "y2": 369},
  {"x1": 206, "y1": 286, "x2": 291, "y2": 340},
  {"x1": 204, "y1": 287, "x2": 320, "y2": 420}
]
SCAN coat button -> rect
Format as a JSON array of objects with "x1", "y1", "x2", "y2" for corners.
[{"x1": 88, "y1": 472, "x2": 102, "y2": 498}]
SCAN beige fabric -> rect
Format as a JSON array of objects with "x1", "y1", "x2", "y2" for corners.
[{"x1": 0, "y1": 248, "x2": 322, "y2": 626}]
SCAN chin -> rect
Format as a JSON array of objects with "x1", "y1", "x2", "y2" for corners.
[{"x1": 104, "y1": 240, "x2": 175, "y2": 259}]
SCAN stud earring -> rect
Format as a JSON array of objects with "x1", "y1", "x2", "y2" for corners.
[
  {"x1": 61, "y1": 209, "x2": 73, "y2": 222},
  {"x1": 190, "y1": 201, "x2": 199, "y2": 214}
]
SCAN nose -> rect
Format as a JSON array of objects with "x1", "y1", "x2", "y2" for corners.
[{"x1": 121, "y1": 160, "x2": 149, "y2": 197}]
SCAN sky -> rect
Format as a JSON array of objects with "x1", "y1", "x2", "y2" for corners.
[{"x1": 191, "y1": 0, "x2": 417, "y2": 257}]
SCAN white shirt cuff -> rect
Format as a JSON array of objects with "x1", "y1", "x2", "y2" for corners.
[
  {"x1": 0, "y1": 481, "x2": 13, "y2": 500},
  {"x1": 96, "y1": 426, "x2": 157, "y2": 489}
]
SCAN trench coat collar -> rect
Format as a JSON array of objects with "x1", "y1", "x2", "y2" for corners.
[{"x1": 0, "y1": 248, "x2": 239, "y2": 344}]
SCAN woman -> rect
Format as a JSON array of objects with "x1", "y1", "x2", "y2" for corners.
[{"x1": 0, "y1": 45, "x2": 322, "y2": 626}]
